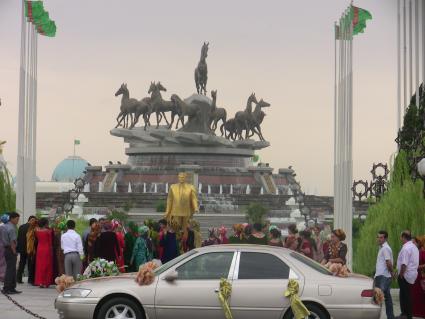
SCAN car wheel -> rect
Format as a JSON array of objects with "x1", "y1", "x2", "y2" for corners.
[
  {"x1": 283, "y1": 303, "x2": 329, "y2": 319},
  {"x1": 97, "y1": 297, "x2": 144, "y2": 319}
]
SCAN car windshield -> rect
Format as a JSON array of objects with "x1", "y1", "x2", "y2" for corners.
[
  {"x1": 154, "y1": 250, "x2": 197, "y2": 275},
  {"x1": 290, "y1": 252, "x2": 333, "y2": 276}
]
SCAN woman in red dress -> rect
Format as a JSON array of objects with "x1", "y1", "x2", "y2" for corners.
[
  {"x1": 412, "y1": 236, "x2": 425, "y2": 318},
  {"x1": 113, "y1": 223, "x2": 125, "y2": 273},
  {"x1": 34, "y1": 218, "x2": 54, "y2": 288}
]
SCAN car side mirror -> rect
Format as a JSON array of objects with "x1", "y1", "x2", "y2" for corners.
[{"x1": 163, "y1": 270, "x2": 178, "y2": 282}]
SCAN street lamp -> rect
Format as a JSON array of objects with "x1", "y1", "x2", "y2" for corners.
[
  {"x1": 417, "y1": 158, "x2": 425, "y2": 197},
  {"x1": 301, "y1": 206, "x2": 311, "y2": 226}
]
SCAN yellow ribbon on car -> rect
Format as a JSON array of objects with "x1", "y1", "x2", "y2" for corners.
[
  {"x1": 284, "y1": 279, "x2": 310, "y2": 319},
  {"x1": 218, "y1": 278, "x2": 233, "y2": 319}
]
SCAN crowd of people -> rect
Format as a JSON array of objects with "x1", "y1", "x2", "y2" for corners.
[{"x1": 0, "y1": 211, "x2": 424, "y2": 319}]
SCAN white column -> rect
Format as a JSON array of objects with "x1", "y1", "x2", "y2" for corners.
[{"x1": 333, "y1": 8, "x2": 354, "y2": 267}]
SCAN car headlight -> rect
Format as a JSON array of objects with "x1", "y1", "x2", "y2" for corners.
[{"x1": 63, "y1": 288, "x2": 92, "y2": 298}]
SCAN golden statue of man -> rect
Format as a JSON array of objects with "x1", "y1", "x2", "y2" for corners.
[{"x1": 165, "y1": 172, "x2": 199, "y2": 235}]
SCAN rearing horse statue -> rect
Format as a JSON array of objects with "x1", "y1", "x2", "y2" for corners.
[{"x1": 194, "y1": 42, "x2": 209, "y2": 95}]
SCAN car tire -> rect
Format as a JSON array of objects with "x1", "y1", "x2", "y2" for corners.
[
  {"x1": 97, "y1": 297, "x2": 144, "y2": 319},
  {"x1": 283, "y1": 303, "x2": 329, "y2": 319}
]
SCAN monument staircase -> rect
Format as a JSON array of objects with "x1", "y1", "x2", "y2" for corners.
[
  {"x1": 260, "y1": 174, "x2": 277, "y2": 194},
  {"x1": 102, "y1": 171, "x2": 118, "y2": 192}
]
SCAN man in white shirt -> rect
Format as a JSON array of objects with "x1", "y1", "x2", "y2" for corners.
[
  {"x1": 396, "y1": 230, "x2": 419, "y2": 319},
  {"x1": 375, "y1": 230, "x2": 394, "y2": 319},
  {"x1": 61, "y1": 220, "x2": 84, "y2": 280}
]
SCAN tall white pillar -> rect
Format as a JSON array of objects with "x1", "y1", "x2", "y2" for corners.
[{"x1": 16, "y1": 0, "x2": 37, "y2": 222}]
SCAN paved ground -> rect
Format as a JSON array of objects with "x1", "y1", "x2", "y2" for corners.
[
  {"x1": 0, "y1": 282, "x2": 408, "y2": 319},
  {"x1": 0, "y1": 283, "x2": 58, "y2": 319}
]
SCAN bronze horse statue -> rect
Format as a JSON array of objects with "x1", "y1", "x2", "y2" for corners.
[
  {"x1": 194, "y1": 42, "x2": 209, "y2": 95},
  {"x1": 234, "y1": 93, "x2": 258, "y2": 140},
  {"x1": 148, "y1": 82, "x2": 179, "y2": 129},
  {"x1": 247, "y1": 99, "x2": 270, "y2": 141},
  {"x1": 115, "y1": 83, "x2": 141, "y2": 128},
  {"x1": 129, "y1": 97, "x2": 152, "y2": 130},
  {"x1": 170, "y1": 94, "x2": 200, "y2": 129},
  {"x1": 209, "y1": 90, "x2": 227, "y2": 136}
]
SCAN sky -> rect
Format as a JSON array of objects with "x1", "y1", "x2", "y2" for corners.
[{"x1": 0, "y1": 0, "x2": 399, "y2": 195}]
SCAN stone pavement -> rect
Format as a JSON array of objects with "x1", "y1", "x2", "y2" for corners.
[
  {"x1": 0, "y1": 283, "x2": 410, "y2": 319},
  {"x1": 0, "y1": 283, "x2": 58, "y2": 319}
]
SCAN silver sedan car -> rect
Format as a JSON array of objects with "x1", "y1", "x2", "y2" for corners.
[{"x1": 55, "y1": 245, "x2": 381, "y2": 319}]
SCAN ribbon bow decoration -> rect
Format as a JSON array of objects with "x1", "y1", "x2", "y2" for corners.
[
  {"x1": 284, "y1": 279, "x2": 310, "y2": 319},
  {"x1": 217, "y1": 278, "x2": 233, "y2": 319}
]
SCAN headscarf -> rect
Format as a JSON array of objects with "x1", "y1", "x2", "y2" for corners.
[
  {"x1": 138, "y1": 225, "x2": 149, "y2": 236},
  {"x1": 1, "y1": 213, "x2": 9, "y2": 224},
  {"x1": 208, "y1": 227, "x2": 218, "y2": 239},
  {"x1": 332, "y1": 229, "x2": 346, "y2": 241},
  {"x1": 218, "y1": 226, "x2": 227, "y2": 236},
  {"x1": 111, "y1": 219, "x2": 120, "y2": 231},
  {"x1": 415, "y1": 235, "x2": 425, "y2": 248},
  {"x1": 26, "y1": 219, "x2": 37, "y2": 256},
  {"x1": 269, "y1": 225, "x2": 279, "y2": 232},
  {"x1": 127, "y1": 221, "x2": 138, "y2": 234},
  {"x1": 102, "y1": 222, "x2": 113, "y2": 232}
]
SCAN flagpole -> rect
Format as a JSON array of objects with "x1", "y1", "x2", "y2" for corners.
[
  {"x1": 17, "y1": 0, "x2": 27, "y2": 216},
  {"x1": 403, "y1": 0, "x2": 408, "y2": 109},
  {"x1": 333, "y1": 21, "x2": 340, "y2": 225},
  {"x1": 409, "y1": 0, "x2": 413, "y2": 100},
  {"x1": 423, "y1": 0, "x2": 425, "y2": 95},
  {"x1": 415, "y1": 0, "x2": 419, "y2": 106},
  {"x1": 397, "y1": 0, "x2": 402, "y2": 131}
]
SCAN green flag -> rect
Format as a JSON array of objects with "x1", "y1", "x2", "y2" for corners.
[
  {"x1": 37, "y1": 20, "x2": 56, "y2": 37},
  {"x1": 74, "y1": 139, "x2": 80, "y2": 145},
  {"x1": 25, "y1": 1, "x2": 44, "y2": 22},
  {"x1": 351, "y1": 6, "x2": 372, "y2": 35},
  {"x1": 33, "y1": 11, "x2": 50, "y2": 27}
]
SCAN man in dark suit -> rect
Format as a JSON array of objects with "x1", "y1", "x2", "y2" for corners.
[{"x1": 16, "y1": 215, "x2": 36, "y2": 283}]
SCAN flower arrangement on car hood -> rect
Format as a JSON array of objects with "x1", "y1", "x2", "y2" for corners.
[{"x1": 78, "y1": 258, "x2": 120, "y2": 281}]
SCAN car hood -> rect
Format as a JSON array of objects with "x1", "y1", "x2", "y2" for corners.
[
  {"x1": 69, "y1": 274, "x2": 157, "y2": 301},
  {"x1": 72, "y1": 274, "x2": 137, "y2": 288}
]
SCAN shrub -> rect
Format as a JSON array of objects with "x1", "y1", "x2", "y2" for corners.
[
  {"x1": 245, "y1": 202, "x2": 268, "y2": 224},
  {"x1": 156, "y1": 200, "x2": 166, "y2": 213},
  {"x1": 0, "y1": 169, "x2": 15, "y2": 213},
  {"x1": 353, "y1": 151, "x2": 425, "y2": 276}
]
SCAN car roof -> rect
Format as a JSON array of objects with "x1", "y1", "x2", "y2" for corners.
[{"x1": 194, "y1": 244, "x2": 292, "y2": 256}]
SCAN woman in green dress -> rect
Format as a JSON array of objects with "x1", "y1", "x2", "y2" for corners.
[
  {"x1": 124, "y1": 222, "x2": 138, "y2": 272},
  {"x1": 131, "y1": 226, "x2": 153, "y2": 271}
]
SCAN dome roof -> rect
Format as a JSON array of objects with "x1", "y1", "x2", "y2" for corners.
[{"x1": 51, "y1": 156, "x2": 88, "y2": 182}]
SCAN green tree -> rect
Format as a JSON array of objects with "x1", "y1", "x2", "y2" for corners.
[
  {"x1": 0, "y1": 169, "x2": 15, "y2": 213},
  {"x1": 245, "y1": 203, "x2": 268, "y2": 224},
  {"x1": 353, "y1": 151, "x2": 425, "y2": 276},
  {"x1": 107, "y1": 210, "x2": 129, "y2": 223}
]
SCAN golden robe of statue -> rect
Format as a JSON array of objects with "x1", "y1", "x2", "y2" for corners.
[{"x1": 165, "y1": 172, "x2": 198, "y2": 233}]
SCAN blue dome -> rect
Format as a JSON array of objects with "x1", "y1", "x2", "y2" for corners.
[{"x1": 51, "y1": 156, "x2": 88, "y2": 182}]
